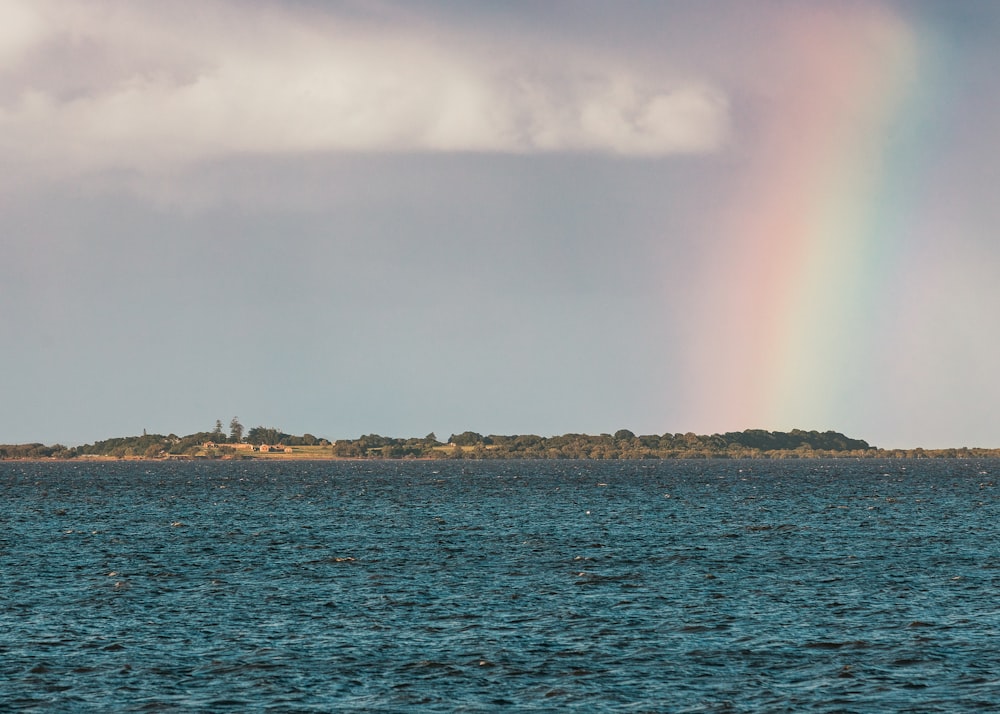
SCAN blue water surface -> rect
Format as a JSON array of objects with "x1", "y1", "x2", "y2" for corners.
[{"x1": 1, "y1": 459, "x2": 998, "y2": 711}]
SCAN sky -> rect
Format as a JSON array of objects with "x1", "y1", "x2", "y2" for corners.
[{"x1": 2, "y1": 0, "x2": 999, "y2": 449}]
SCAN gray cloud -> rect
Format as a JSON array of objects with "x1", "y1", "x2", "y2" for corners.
[{"x1": 0, "y1": 0, "x2": 729, "y2": 183}]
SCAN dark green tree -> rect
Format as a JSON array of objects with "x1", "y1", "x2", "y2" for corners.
[
  {"x1": 229, "y1": 417, "x2": 244, "y2": 443},
  {"x1": 247, "y1": 426, "x2": 287, "y2": 446},
  {"x1": 449, "y1": 431, "x2": 487, "y2": 446}
]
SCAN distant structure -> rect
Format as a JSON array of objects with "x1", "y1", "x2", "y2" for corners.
[
  {"x1": 202, "y1": 442, "x2": 255, "y2": 451},
  {"x1": 257, "y1": 444, "x2": 293, "y2": 453}
]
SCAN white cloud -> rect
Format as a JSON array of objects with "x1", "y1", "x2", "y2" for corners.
[
  {"x1": 0, "y1": 0, "x2": 729, "y2": 181},
  {"x1": 0, "y1": 0, "x2": 47, "y2": 64}
]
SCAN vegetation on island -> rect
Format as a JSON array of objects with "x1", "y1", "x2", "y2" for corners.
[
  {"x1": 331, "y1": 429, "x2": 879, "y2": 459},
  {"x1": 0, "y1": 418, "x2": 328, "y2": 461},
  {"x1": 2, "y1": 422, "x2": 1000, "y2": 460}
]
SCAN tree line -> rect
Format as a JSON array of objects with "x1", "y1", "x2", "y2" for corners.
[
  {"x1": 4, "y1": 426, "x2": 1000, "y2": 460},
  {"x1": 0, "y1": 418, "x2": 329, "y2": 460},
  {"x1": 331, "y1": 429, "x2": 879, "y2": 459}
]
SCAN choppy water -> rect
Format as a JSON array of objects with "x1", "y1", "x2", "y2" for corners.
[{"x1": 2, "y1": 459, "x2": 999, "y2": 711}]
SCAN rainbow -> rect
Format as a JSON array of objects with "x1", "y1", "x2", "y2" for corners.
[{"x1": 680, "y1": 4, "x2": 952, "y2": 436}]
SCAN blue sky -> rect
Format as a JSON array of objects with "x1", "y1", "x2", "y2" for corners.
[{"x1": 2, "y1": 1, "x2": 999, "y2": 448}]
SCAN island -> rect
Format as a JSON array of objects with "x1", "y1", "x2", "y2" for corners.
[{"x1": 2, "y1": 423, "x2": 998, "y2": 460}]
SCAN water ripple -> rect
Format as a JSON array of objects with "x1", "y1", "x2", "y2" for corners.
[{"x1": 2, "y1": 459, "x2": 999, "y2": 710}]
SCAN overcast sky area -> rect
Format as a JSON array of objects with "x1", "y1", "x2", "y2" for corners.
[{"x1": 3, "y1": 0, "x2": 999, "y2": 449}]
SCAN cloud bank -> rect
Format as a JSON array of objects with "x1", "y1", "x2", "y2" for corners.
[{"x1": 0, "y1": 0, "x2": 729, "y2": 180}]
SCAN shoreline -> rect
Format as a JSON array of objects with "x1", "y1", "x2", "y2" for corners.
[
  {"x1": 4, "y1": 452, "x2": 1000, "y2": 463},
  {"x1": 5, "y1": 429, "x2": 998, "y2": 461}
]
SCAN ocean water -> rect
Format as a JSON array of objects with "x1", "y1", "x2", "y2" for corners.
[{"x1": 2, "y1": 459, "x2": 999, "y2": 712}]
